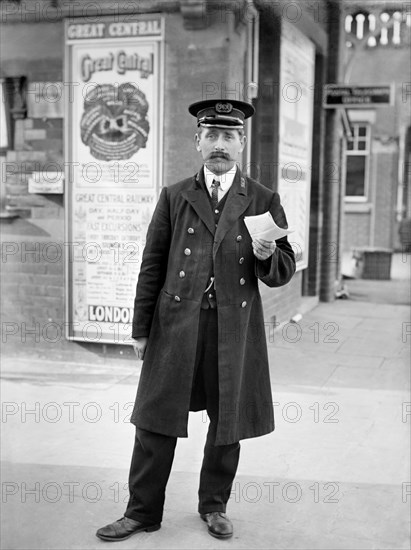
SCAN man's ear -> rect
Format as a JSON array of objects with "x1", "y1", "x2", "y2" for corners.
[
  {"x1": 194, "y1": 133, "x2": 201, "y2": 152},
  {"x1": 240, "y1": 135, "x2": 247, "y2": 152}
]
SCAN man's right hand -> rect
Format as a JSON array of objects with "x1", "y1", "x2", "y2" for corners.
[{"x1": 132, "y1": 337, "x2": 148, "y2": 360}]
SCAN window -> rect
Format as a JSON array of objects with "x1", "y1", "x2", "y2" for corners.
[
  {"x1": 1, "y1": 80, "x2": 11, "y2": 217},
  {"x1": 0, "y1": 79, "x2": 11, "y2": 153},
  {"x1": 345, "y1": 123, "x2": 371, "y2": 200}
]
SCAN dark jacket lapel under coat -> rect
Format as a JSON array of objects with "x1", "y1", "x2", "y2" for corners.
[{"x1": 181, "y1": 170, "x2": 215, "y2": 237}]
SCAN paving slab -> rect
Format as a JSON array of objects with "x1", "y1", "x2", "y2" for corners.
[{"x1": 1, "y1": 270, "x2": 410, "y2": 550}]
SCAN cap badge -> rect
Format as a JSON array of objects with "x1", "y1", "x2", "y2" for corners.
[{"x1": 215, "y1": 102, "x2": 233, "y2": 114}]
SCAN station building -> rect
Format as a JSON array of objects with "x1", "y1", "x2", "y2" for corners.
[
  {"x1": 341, "y1": 6, "x2": 411, "y2": 254},
  {"x1": 1, "y1": 0, "x2": 409, "y2": 357}
]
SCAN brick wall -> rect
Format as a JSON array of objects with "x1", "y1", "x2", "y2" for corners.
[
  {"x1": 261, "y1": 271, "x2": 302, "y2": 325},
  {"x1": 373, "y1": 149, "x2": 398, "y2": 248},
  {"x1": 163, "y1": 13, "x2": 234, "y2": 184},
  {"x1": 343, "y1": 143, "x2": 399, "y2": 251},
  {"x1": 343, "y1": 212, "x2": 371, "y2": 250},
  {"x1": 1, "y1": 18, "x2": 65, "y2": 349},
  {"x1": 1, "y1": 114, "x2": 65, "y2": 352}
]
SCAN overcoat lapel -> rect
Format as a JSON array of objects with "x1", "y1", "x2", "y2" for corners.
[
  {"x1": 213, "y1": 168, "x2": 251, "y2": 257},
  {"x1": 181, "y1": 170, "x2": 215, "y2": 236}
]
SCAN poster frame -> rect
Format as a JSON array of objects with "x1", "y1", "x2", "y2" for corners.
[
  {"x1": 277, "y1": 20, "x2": 315, "y2": 272},
  {"x1": 64, "y1": 15, "x2": 164, "y2": 344}
]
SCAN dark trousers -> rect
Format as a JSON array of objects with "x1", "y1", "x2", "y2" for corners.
[{"x1": 125, "y1": 309, "x2": 240, "y2": 524}]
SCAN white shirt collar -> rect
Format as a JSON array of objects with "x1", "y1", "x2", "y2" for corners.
[{"x1": 204, "y1": 165, "x2": 237, "y2": 192}]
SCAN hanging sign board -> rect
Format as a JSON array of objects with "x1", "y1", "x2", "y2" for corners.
[
  {"x1": 28, "y1": 171, "x2": 64, "y2": 194},
  {"x1": 323, "y1": 85, "x2": 393, "y2": 108},
  {"x1": 64, "y1": 15, "x2": 164, "y2": 344},
  {"x1": 277, "y1": 21, "x2": 315, "y2": 270}
]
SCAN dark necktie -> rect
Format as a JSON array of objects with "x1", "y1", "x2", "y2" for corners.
[{"x1": 211, "y1": 179, "x2": 220, "y2": 209}]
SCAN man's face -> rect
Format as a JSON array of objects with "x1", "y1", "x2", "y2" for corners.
[{"x1": 195, "y1": 127, "x2": 246, "y2": 175}]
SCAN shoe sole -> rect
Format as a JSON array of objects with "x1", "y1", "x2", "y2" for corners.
[
  {"x1": 208, "y1": 530, "x2": 233, "y2": 539},
  {"x1": 96, "y1": 524, "x2": 161, "y2": 542}
]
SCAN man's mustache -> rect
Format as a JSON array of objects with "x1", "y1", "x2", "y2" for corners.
[{"x1": 208, "y1": 152, "x2": 230, "y2": 160}]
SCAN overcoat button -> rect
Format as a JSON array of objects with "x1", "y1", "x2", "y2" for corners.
[
  {"x1": 215, "y1": 209, "x2": 219, "y2": 214},
  {"x1": 175, "y1": 295, "x2": 181, "y2": 302},
  {"x1": 179, "y1": 271, "x2": 185, "y2": 278},
  {"x1": 240, "y1": 278, "x2": 245, "y2": 285},
  {"x1": 239, "y1": 257, "x2": 244, "y2": 264},
  {"x1": 208, "y1": 293, "x2": 214, "y2": 299},
  {"x1": 236, "y1": 235, "x2": 242, "y2": 242},
  {"x1": 187, "y1": 227, "x2": 194, "y2": 234},
  {"x1": 241, "y1": 301, "x2": 247, "y2": 308},
  {"x1": 184, "y1": 248, "x2": 191, "y2": 256}
]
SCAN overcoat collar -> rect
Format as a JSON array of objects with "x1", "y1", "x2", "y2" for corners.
[{"x1": 181, "y1": 165, "x2": 252, "y2": 257}]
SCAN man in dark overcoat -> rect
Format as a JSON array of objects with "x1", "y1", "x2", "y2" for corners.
[{"x1": 96, "y1": 99, "x2": 296, "y2": 542}]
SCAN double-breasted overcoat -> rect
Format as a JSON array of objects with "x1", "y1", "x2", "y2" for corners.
[{"x1": 130, "y1": 167, "x2": 296, "y2": 445}]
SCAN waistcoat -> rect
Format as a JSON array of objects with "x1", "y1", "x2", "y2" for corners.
[{"x1": 200, "y1": 188, "x2": 230, "y2": 309}]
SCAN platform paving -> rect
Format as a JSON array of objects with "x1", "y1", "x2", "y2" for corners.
[{"x1": 1, "y1": 254, "x2": 410, "y2": 549}]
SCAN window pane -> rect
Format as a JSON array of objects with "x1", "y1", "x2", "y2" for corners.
[
  {"x1": 358, "y1": 126, "x2": 367, "y2": 137},
  {"x1": 347, "y1": 140, "x2": 354, "y2": 150},
  {"x1": 358, "y1": 141, "x2": 366, "y2": 150},
  {"x1": 0, "y1": 83, "x2": 8, "y2": 149},
  {"x1": 346, "y1": 156, "x2": 366, "y2": 196}
]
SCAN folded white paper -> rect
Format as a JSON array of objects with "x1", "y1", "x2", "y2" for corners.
[{"x1": 244, "y1": 211, "x2": 294, "y2": 241}]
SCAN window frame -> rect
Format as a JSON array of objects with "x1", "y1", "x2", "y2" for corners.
[
  {"x1": 344, "y1": 122, "x2": 371, "y2": 202},
  {"x1": 0, "y1": 79, "x2": 12, "y2": 155}
]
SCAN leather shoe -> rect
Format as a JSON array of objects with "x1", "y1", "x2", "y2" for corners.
[
  {"x1": 200, "y1": 512, "x2": 233, "y2": 539},
  {"x1": 96, "y1": 517, "x2": 161, "y2": 542}
]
